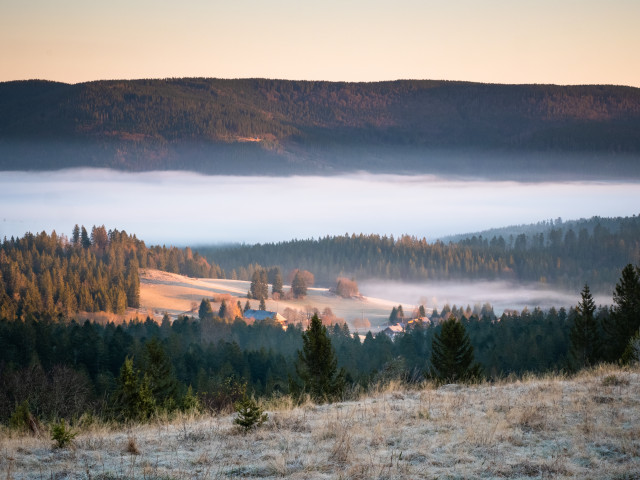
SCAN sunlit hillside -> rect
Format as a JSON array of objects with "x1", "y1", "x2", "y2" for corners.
[{"x1": 139, "y1": 269, "x2": 404, "y2": 331}]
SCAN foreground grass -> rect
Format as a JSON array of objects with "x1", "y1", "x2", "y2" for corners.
[{"x1": 1, "y1": 364, "x2": 639, "y2": 479}]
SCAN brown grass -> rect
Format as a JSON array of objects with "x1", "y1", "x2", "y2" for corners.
[{"x1": 1, "y1": 364, "x2": 639, "y2": 479}]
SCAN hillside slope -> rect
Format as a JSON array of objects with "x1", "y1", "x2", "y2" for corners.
[
  {"x1": 2, "y1": 365, "x2": 638, "y2": 479},
  {"x1": 1, "y1": 78, "x2": 640, "y2": 177}
]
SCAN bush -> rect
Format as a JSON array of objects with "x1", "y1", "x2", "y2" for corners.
[
  {"x1": 181, "y1": 385, "x2": 200, "y2": 413},
  {"x1": 9, "y1": 401, "x2": 41, "y2": 435},
  {"x1": 51, "y1": 419, "x2": 77, "y2": 448},
  {"x1": 200, "y1": 377, "x2": 246, "y2": 413},
  {"x1": 234, "y1": 396, "x2": 268, "y2": 432}
]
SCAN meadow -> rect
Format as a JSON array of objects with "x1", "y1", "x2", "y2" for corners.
[{"x1": 1, "y1": 364, "x2": 638, "y2": 479}]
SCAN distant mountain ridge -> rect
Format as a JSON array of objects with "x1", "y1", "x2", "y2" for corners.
[{"x1": 1, "y1": 78, "x2": 639, "y2": 177}]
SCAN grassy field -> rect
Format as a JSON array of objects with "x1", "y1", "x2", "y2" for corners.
[
  {"x1": 1, "y1": 364, "x2": 638, "y2": 479},
  {"x1": 139, "y1": 269, "x2": 405, "y2": 332}
]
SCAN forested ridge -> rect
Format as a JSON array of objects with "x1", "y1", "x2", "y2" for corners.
[
  {"x1": 1, "y1": 78, "x2": 639, "y2": 176},
  {"x1": 199, "y1": 215, "x2": 640, "y2": 291},
  {"x1": 0, "y1": 226, "x2": 222, "y2": 320}
]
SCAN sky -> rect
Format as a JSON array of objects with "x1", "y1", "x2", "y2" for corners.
[{"x1": 1, "y1": 0, "x2": 639, "y2": 87}]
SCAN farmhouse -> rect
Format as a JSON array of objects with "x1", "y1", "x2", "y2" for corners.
[
  {"x1": 382, "y1": 323, "x2": 404, "y2": 339},
  {"x1": 244, "y1": 309, "x2": 287, "y2": 327}
]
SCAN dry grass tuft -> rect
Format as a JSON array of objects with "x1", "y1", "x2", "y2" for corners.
[
  {"x1": 602, "y1": 373, "x2": 630, "y2": 387},
  {"x1": 124, "y1": 435, "x2": 140, "y2": 455}
]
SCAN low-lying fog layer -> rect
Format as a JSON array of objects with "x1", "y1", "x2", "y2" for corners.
[
  {"x1": 359, "y1": 280, "x2": 613, "y2": 314},
  {"x1": 1, "y1": 168, "x2": 639, "y2": 245}
]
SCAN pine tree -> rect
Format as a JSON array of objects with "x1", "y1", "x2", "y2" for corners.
[
  {"x1": 389, "y1": 306, "x2": 398, "y2": 324},
  {"x1": 569, "y1": 284, "x2": 600, "y2": 369},
  {"x1": 234, "y1": 395, "x2": 268, "y2": 432},
  {"x1": 430, "y1": 318, "x2": 482, "y2": 383},
  {"x1": 295, "y1": 313, "x2": 345, "y2": 402},
  {"x1": 198, "y1": 298, "x2": 214, "y2": 321},
  {"x1": 605, "y1": 264, "x2": 640, "y2": 361},
  {"x1": 112, "y1": 357, "x2": 155, "y2": 421},
  {"x1": 291, "y1": 271, "x2": 307, "y2": 299},
  {"x1": 259, "y1": 298, "x2": 266, "y2": 310},
  {"x1": 218, "y1": 300, "x2": 228, "y2": 319},
  {"x1": 142, "y1": 338, "x2": 178, "y2": 408},
  {"x1": 72, "y1": 224, "x2": 80, "y2": 246},
  {"x1": 271, "y1": 269, "x2": 284, "y2": 297},
  {"x1": 126, "y1": 260, "x2": 140, "y2": 308},
  {"x1": 249, "y1": 269, "x2": 268, "y2": 301},
  {"x1": 80, "y1": 226, "x2": 91, "y2": 248}
]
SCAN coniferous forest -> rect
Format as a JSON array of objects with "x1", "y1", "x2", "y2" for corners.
[
  {"x1": 199, "y1": 214, "x2": 640, "y2": 291},
  {"x1": 1, "y1": 79, "x2": 640, "y2": 178},
  {"x1": 0, "y1": 224, "x2": 639, "y2": 428}
]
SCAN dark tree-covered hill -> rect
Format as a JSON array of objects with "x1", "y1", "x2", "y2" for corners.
[
  {"x1": 198, "y1": 215, "x2": 640, "y2": 292},
  {"x1": 1, "y1": 78, "x2": 639, "y2": 178}
]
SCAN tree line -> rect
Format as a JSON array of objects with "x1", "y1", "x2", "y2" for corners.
[
  {"x1": 0, "y1": 227, "x2": 224, "y2": 320},
  {"x1": 199, "y1": 215, "x2": 640, "y2": 291},
  {"x1": 2, "y1": 79, "x2": 640, "y2": 176}
]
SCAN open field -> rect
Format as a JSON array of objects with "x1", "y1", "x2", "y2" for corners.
[
  {"x1": 1, "y1": 364, "x2": 639, "y2": 479},
  {"x1": 139, "y1": 269, "x2": 406, "y2": 331}
]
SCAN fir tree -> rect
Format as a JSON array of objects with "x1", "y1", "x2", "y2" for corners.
[
  {"x1": 142, "y1": 338, "x2": 178, "y2": 408},
  {"x1": 80, "y1": 226, "x2": 91, "y2": 248},
  {"x1": 389, "y1": 306, "x2": 398, "y2": 324},
  {"x1": 605, "y1": 264, "x2": 640, "y2": 361},
  {"x1": 249, "y1": 269, "x2": 268, "y2": 301},
  {"x1": 291, "y1": 271, "x2": 307, "y2": 299},
  {"x1": 218, "y1": 300, "x2": 228, "y2": 319},
  {"x1": 270, "y1": 267, "x2": 284, "y2": 297},
  {"x1": 112, "y1": 357, "x2": 155, "y2": 421},
  {"x1": 234, "y1": 395, "x2": 268, "y2": 432},
  {"x1": 429, "y1": 318, "x2": 482, "y2": 383},
  {"x1": 198, "y1": 298, "x2": 214, "y2": 321},
  {"x1": 569, "y1": 284, "x2": 600, "y2": 369},
  {"x1": 295, "y1": 313, "x2": 345, "y2": 402},
  {"x1": 72, "y1": 224, "x2": 80, "y2": 247},
  {"x1": 126, "y1": 260, "x2": 140, "y2": 308}
]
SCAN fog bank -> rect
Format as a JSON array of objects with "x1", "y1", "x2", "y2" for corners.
[
  {"x1": 359, "y1": 280, "x2": 614, "y2": 315},
  {"x1": 1, "y1": 169, "x2": 639, "y2": 245}
]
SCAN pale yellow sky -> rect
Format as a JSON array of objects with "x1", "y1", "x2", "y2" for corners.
[{"x1": 1, "y1": 0, "x2": 638, "y2": 86}]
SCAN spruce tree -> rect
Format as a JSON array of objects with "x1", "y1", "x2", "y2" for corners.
[
  {"x1": 198, "y1": 298, "x2": 214, "y2": 321},
  {"x1": 72, "y1": 224, "x2": 80, "y2": 246},
  {"x1": 271, "y1": 269, "x2": 284, "y2": 297},
  {"x1": 126, "y1": 260, "x2": 140, "y2": 308},
  {"x1": 80, "y1": 226, "x2": 91, "y2": 248},
  {"x1": 430, "y1": 318, "x2": 482, "y2": 383},
  {"x1": 389, "y1": 306, "x2": 398, "y2": 324},
  {"x1": 142, "y1": 338, "x2": 178, "y2": 408},
  {"x1": 569, "y1": 284, "x2": 600, "y2": 369},
  {"x1": 249, "y1": 269, "x2": 268, "y2": 301},
  {"x1": 218, "y1": 300, "x2": 228, "y2": 319},
  {"x1": 112, "y1": 357, "x2": 155, "y2": 421},
  {"x1": 234, "y1": 395, "x2": 268, "y2": 432},
  {"x1": 605, "y1": 264, "x2": 640, "y2": 361},
  {"x1": 291, "y1": 271, "x2": 307, "y2": 298},
  {"x1": 295, "y1": 313, "x2": 345, "y2": 402}
]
